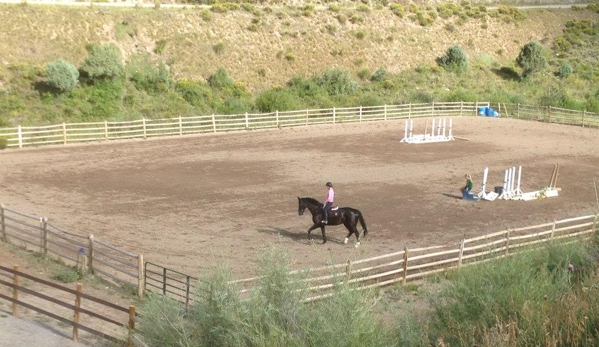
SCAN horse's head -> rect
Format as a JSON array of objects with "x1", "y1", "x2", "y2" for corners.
[{"x1": 298, "y1": 197, "x2": 307, "y2": 216}]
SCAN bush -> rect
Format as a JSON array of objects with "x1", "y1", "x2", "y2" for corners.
[
  {"x1": 255, "y1": 88, "x2": 302, "y2": 112},
  {"x1": 45, "y1": 59, "x2": 79, "y2": 92},
  {"x1": 371, "y1": 67, "x2": 387, "y2": 82},
  {"x1": 208, "y1": 67, "x2": 234, "y2": 89},
  {"x1": 80, "y1": 44, "x2": 124, "y2": 81},
  {"x1": 516, "y1": 41, "x2": 547, "y2": 78},
  {"x1": 558, "y1": 61, "x2": 573, "y2": 78},
  {"x1": 0, "y1": 137, "x2": 7, "y2": 150},
  {"x1": 175, "y1": 79, "x2": 214, "y2": 109},
  {"x1": 315, "y1": 68, "x2": 359, "y2": 96},
  {"x1": 438, "y1": 45, "x2": 468, "y2": 72},
  {"x1": 127, "y1": 57, "x2": 170, "y2": 94}
]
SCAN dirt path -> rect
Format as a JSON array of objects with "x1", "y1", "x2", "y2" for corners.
[{"x1": 1, "y1": 116, "x2": 598, "y2": 281}]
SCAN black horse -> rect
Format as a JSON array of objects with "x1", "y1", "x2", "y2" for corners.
[{"x1": 297, "y1": 197, "x2": 368, "y2": 246}]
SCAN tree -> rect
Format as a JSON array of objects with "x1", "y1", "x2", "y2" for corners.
[
  {"x1": 516, "y1": 41, "x2": 547, "y2": 78},
  {"x1": 45, "y1": 59, "x2": 79, "y2": 92},
  {"x1": 80, "y1": 44, "x2": 124, "y2": 80},
  {"x1": 208, "y1": 67, "x2": 234, "y2": 89},
  {"x1": 558, "y1": 61, "x2": 573, "y2": 78},
  {"x1": 438, "y1": 45, "x2": 468, "y2": 73}
]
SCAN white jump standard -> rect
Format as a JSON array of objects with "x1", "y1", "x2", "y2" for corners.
[
  {"x1": 400, "y1": 118, "x2": 455, "y2": 144},
  {"x1": 498, "y1": 166, "x2": 524, "y2": 200}
]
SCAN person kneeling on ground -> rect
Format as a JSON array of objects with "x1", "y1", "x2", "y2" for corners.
[{"x1": 460, "y1": 174, "x2": 473, "y2": 194}]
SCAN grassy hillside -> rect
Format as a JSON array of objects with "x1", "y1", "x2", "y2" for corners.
[{"x1": 0, "y1": 3, "x2": 598, "y2": 126}]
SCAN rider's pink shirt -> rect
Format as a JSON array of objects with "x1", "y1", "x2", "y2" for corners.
[{"x1": 326, "y1": 188, "x2": 335, "y2": 203}]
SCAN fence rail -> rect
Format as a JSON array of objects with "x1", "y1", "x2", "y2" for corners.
[
  {"x1": 1, "y1": 102, "x2": 599, "y2": 149},
  {"x1": 0, "y1": 204, "x2": 144, "y2": 296},
  {"x1": 141, "y1": 214, "x2": 597, "y2": 305},
  {"x1": 0, "y1": 265, "x2": 136, "y2": 345}
]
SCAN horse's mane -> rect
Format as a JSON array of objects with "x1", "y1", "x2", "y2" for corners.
[{"x1": 300, "y1": 197, "x2": 322, "y2": 206}]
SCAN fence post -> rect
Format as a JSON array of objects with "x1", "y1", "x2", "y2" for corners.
[
  {"x1": 212, "y1": 114, "x2": 216, "y2": 133},
  {"x1": 88, "y1": 234, "x2": 94, "y2": 274},
  {"x1": 458, "y1": 239, "x2": 465, "y2": 268},
  {"x1": 142, "y1": 118, "x2": 147, "y2": 139},
  {"x1": 127, "y1": 306, "x2": 136, "y2": 347},
  {"x1": 359, "y1": 106, "x2": 362, "y2": 122},
  {"x1": 104, "y1": 121, "x2": 108, "y2": 140},
  {"x1": 73, "y1": 283, "x2": 82, "y2": 342},
  {"x1": 550, "y1": 220, "x2": 556, "y2": 240},
  {"x1": 275, "y1": 110, "x2": 279, "y2": 128},
  {"x1": 504, "y1": 229, "x2": 510, "y2": 257},
  {"x1": 582, "y1": 110, "x2": 585, "y2": 128},
  {"x1": 408, "y1": 103, "x2": 412, "y2": 119},
  {"x1": 517, "y1": 103, "x2": 520, "y2": 119},
  {"x1": 431, "y1": 101, "x2": 434, "y2": 117},
  {"x1": 402, "y1": 247, "x2": 409, "y2": 285},
  {"x1": 17, "y1": 125, "x2": 22, "y2": 149},
  {"x1": 162, "y1": 267, "x2": 167, "y2": 295},
  {"x1": 460, "y1": 101, "x2": 463, "y2": 116},
  {"x1": 305, "y1": 110, "x2": 309, "y2": 126},
  {"x1": 333, "y1": 108, "x2": 336, "y2": 124},
  {"x1": 1, "y1": 204, "x2": 5, "y2": 242},
  {"x1": 41, "y1": 217, "x2": 48, "y2": 256},
  {"x1": 179, "y1": 115, "x2": 183, "y2": 135},
  {"x1": 12, "y1": 265, "x2": 19, "y2": 315},
  {"x1": 345, "y1": 259, "x2": 352, "y2": 283},
  {"x1": 548, "y1": 106, "x2": 551, "y2": 123},
  {"x1": 185, "y1": 276, "x2": 191, "y2": 307},
  {"x1": 384, "y1": 104, "x2": 387, "y2": 121},
  {"x1": 62, "y1": 123, "x2": 67, "y2": 145},
  {"x1": 474, "y1": 101, "x2": 478, "y2": 116},
  {"x1": 137, "y1": 254, "x2": 144, "y2": 297}
]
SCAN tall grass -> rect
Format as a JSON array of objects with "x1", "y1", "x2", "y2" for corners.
[{"x1": 137, "y1": 240, "x2": 599, "y2": 347}]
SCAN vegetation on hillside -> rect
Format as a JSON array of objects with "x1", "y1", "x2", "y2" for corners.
[
  {"x1": 0, "y1": 4, "x2": 598, "y2": 127},
  {"x1": 137, "y1": 238, "x2": 599, "y2": 346}
]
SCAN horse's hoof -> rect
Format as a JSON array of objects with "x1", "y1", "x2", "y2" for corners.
[
  {"x1": 355, "y1": 242, "x2": 360, "y2": 248},
  {"x1": 344, "y1": 238, "x2": 349, "y2": 244}
]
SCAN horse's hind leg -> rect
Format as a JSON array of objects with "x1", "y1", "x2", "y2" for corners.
[{"x1": 343, "y1": 221, "x2": 359, "y2": 245}]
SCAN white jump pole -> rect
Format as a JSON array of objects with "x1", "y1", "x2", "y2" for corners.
[
  {"x1": 481, "y1": 167, "x2": 488, "y2": 194},
  {"x1": 431, "y1": 119, "x2": 435, "y2": 138},
  {"x1": 404, "y1": 120, "x2": 408, "y2": 140},
  {"x1": 515, "y1": 166, "x2": 523, "y2": 195},
  {"x1": 409, "y1": 119, "x2": 413, "y2": 139},
  {"x1": 510, "y1": 166, "x2": 516, "y2": 194},
  {"x1": 449, "y1": 119, "x2": 453, "y2": 138}
]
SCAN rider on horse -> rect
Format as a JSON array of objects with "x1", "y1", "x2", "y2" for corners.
[{"x1": 322, "y1": 181, "x2": 334, "y2": 224}]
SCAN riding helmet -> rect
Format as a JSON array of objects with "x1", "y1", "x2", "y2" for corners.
[{"x1": 326, "y1": 182, "x2": 333, "y2": 187}]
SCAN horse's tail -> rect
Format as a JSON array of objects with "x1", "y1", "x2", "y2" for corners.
[{"x1": 358, "y1": 212, "x2": 368, "y2": 237}]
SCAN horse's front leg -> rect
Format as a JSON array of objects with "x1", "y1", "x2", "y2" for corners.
[
  {"x1": 320, "y1": 225, "x2": 327, "y2": 244},
  {"x1": 307, "y1": 224, "x2": 320, "y2": 241}
]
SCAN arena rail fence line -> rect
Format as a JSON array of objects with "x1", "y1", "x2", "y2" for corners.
[
  {"x1": 143, "y1": 214, "x2": 597, "y2": 304},
  {"x1": 0, "y1": 204, "x2": 145, "y2": 297},
  {"x1": 0, "y1": 265, "x2": 136, "y2": 346},
  {"x1": 1, "y1": 102, "x2": 598, "y2": 149}
]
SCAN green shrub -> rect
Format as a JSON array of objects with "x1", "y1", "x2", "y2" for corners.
[
  {"x1": 371, "y1": 67, "x2": 387, "y2": 82},
  {"x1": 516, "y1": 41, "x2": 547, "y2": 78},
  {"x1": 155, "y1": 39, "x2": 167, "y2": 54},
  {"x1": 175, "y1": 79, "x2": 214, "y2": 109},
  {"x1": 45, "y1": 59, "x2": 79, "y2": 92},
  {"x1": 337, "y1": 13, "x2": 347, "y2": 24},
  {"x1": 208, "y1": 67, "x2": 234, "y2": 89},
  {"x1": 558, "y1": 61, "x2": 573, "y2": 78},
  {"x1": 0, "y1": 137, "x2": 8, "y2": 149},
  {"x1": 200, "y1": 9, "x2": 212, "y2": 21},
  {"x1": 389, "y1": 3, "x2": 405, "y2": 17},
  {"x1": 80, "y1": 44, "x2": 124, "y2": 81},
  {"x1": 127, "y1": 58, "x2": 170, "y2": 94},
  {"x1": 357, "y1": 4, "x2": 369, "y2": 12},
  {"x1": 255, "y1": 88, "x2": 302, "y2": 112},
  {"x1": 52, "y1": 266, "x2": 84, "y2": 283},
  {"x1": 315, "y1": 68, "x2": 359, "y2": 96},
  {"x1": 329, "y1": 3, "x2": 340, "y2": 12},
  {"x1": 357, "y1": 68, "x2": 371, "y2": 80},
  {"x1": 438, "y1": 45, "x2": 468, "y2": 72},
  {"x1": 213, "y1": 42, "x2": 225, "y2": 54}
]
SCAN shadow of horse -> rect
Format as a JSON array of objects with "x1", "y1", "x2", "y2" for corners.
[{"x1": 256, "y1": 227, "x2": 346, "y2": 245}]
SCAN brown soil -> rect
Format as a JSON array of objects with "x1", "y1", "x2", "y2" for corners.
[{"x1": 1, "y1": 116, "x2": 598, "y2": 280}]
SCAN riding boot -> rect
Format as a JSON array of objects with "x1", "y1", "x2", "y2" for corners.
[{"x1": 322, "y1": 210, "x2": 327, "y2": 224}]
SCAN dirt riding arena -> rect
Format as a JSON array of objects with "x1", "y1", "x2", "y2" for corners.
[{"x1": 1, "y1": 116, "x2": 598, "y2": 279}]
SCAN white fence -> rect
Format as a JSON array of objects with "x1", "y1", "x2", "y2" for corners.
[{"x1": 0, "y1": 102, "x2": 489, "y2": 149}]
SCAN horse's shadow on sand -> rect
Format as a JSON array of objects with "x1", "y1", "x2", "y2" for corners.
[
  {"x1": 442, "y1": 193, "x2": 463, "y2": 200},
  {"x1": 256, "y1": 226, "x2": 346, "y2": 245}
]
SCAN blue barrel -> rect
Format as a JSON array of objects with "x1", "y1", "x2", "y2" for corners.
[{"x1": 478, "y1": 107, "x2": 486, "y2": 116}]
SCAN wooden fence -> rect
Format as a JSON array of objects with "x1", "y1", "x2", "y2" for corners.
[
  {"x1": 0, "y1": 204, "x2": 144, "y2": 296},
  {"x1": 0, "y1": 265, "x2": 136, "y2": 345},
  {"x1": 143, "y1": 214, "x2": 597, "y2": 304},
  {"x1": 1, "y1": 102, "x2": 598, "y2": 149}
]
